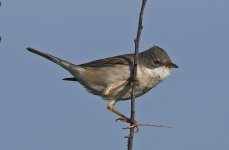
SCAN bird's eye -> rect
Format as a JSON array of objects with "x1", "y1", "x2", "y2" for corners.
[{"x1": 154, "y1": 59, "x2": 160, "y2": 65}]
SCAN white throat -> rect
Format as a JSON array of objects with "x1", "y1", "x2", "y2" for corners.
[{"x1": 144, "y1": 66, "x2": 171, "y2": 81}]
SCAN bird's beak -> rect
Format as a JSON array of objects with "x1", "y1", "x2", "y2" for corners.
[{"x1": 170, "y1": 62, "x2": 179, "y2": 68}]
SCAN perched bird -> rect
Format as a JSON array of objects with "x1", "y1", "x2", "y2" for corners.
[{"x1": 27, "y1": 46, "x2": 178, "y2": 125}]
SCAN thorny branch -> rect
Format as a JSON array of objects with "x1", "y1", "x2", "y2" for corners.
[{"x1": 127, "y1": 0, "x2": 147, "y2": 150}]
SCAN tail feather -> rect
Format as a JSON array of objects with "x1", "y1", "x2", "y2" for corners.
[{"x1": 27, "y1": 47, "x2": 77, "y2": 72}]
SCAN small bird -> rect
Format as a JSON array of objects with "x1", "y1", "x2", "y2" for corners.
[{"x1": 27, "y1": 46, "x2": 178, "y2": 125}]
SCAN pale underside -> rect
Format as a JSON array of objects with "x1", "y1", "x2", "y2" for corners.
[{"x1": 71, "y1": 65, "x2": 171, "y2": 101}]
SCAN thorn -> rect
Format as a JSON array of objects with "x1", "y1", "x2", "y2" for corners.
[{"x1": 124, "y1": 136, "x2": 129, "y2": 139}]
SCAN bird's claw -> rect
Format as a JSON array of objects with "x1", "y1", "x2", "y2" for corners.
[
  {"x1": 129, "y1": 122, "x2": 140, "y2": 133},
  {"x1": 116, "y1": 117, "x2": 140, "y2": 132},
  {"x1": 115, "y1": 117, "x2": 130, "y2": 123}
]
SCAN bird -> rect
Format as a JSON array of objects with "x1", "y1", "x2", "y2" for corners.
[{"x1": 27, "y1": 46, "x2": 178, "y2": 126}]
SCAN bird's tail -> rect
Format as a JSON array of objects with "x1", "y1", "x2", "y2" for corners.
[{"x1": 26, "y1": 47, "x2": 78, "y2": 73}]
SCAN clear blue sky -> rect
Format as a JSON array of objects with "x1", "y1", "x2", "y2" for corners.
[{"x1": 1, "y1": 0, "x2": 228, "y2": 150}]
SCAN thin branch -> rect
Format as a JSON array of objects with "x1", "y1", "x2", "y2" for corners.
[
  {"x1": 138, "y1": 124, "x2": 173, "y2": 128},
  {"x1": 128, "y1": 0, "x2": 147, "y2": 150},
  {"x1": 123, "y1": 123, "x2": 172, "y2": 130}
]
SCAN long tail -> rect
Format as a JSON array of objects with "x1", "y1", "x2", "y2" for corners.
[{"x1": 26, "y1": 47, "x2": 78, "y2": 73}]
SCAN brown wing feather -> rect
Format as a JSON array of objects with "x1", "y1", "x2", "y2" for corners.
[{"x1": 79, "y1": 54, "x2": 134, "y2": 68}]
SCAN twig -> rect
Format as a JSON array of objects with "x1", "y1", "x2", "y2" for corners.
[
  {"x1": 123, "y1": 123, "x2": 172, "y2": 130},
  {"x1": 138, "y1": 123, "x2": 173, "y2": 128},
  {"x1": 128, "y1": 0, "x2": 147, "y2": 150}
]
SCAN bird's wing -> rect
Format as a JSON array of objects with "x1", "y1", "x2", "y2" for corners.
[
  {"x1": 62, "y1": 54, "x2": 135, "y2": 82},
  {"x1": 79, "y1": 54, "x2": 134, "y2": 68}
]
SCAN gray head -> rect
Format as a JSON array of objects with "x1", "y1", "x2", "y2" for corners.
[{"x1": 139, "y1": 46, "x2": 178, "y2": 69}]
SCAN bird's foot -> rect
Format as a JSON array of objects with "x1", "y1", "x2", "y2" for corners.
[
  {"x1": 115, "y1": 117, "x2": 130, "y2": 123},
  {"x1": 116, "y1": 117, "x2": 139, "y2": 132},
  {"x1": 129, "y1": 122, "x2": 140, "y2": 133}
]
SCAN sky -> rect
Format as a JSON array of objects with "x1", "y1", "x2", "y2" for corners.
[{"x1": 1, "y1": 0, "x2": 229, "y2": 150}]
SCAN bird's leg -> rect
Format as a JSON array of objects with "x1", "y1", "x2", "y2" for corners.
[
  {"x1": 103, "y1": 80, "x2": 130, "y2": 122},
  {"x1": 107, "y1": 100, "x2": 130, "y2": 123},
  {"x1": 104, "y1": 81, "x2": 139, "y2": 131},
  {"x1": 107, "y1": 100, "x2": 139, "y2": 132},
  {"x1": 102, "y1": 80, "x2": 129, "y2": 97}
]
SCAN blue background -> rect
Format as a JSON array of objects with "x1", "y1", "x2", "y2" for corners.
[{"x1": 1, "y1": 0, "x2": 228, "y2": 149}]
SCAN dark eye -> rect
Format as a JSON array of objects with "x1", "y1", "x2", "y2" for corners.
[{"x1": 154, "y1": 59, "x2": 160, "y2": 65}]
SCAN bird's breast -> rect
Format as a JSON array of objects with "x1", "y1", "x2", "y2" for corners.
[
  {"x1": 135, "y1": 66, "x2": 171, "y2": 94},
  {"x1": 106, "y1": 66, "x2": 171, "y2": 100}
]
